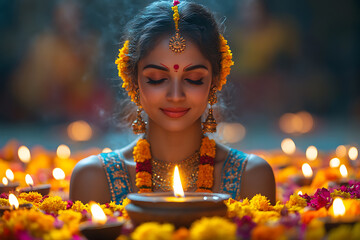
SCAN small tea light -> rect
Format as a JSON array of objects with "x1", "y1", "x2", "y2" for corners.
[
  {"x1": 79, "y1": 202, "x2": 123, "y2": 240},
  {"x1": 0, "y1": 193, "x2": 32, "y2": 216},
  {"x1": 20, "y1": 174, "x2": 50, "y2": 196},
  {"x1": 293, "y1": 163, "x2": 314, "y2": 186},
  {"x1": 0, "y1": 169, "x2": 19, "y2": 194}
]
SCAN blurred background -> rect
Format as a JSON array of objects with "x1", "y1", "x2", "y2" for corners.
[{"x1": 0, "y1": 0, "x2": 359, "y2": 154}]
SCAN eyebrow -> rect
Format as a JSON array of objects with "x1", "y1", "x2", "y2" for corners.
[
  {"x1": 143, "y1": 64, "x2": 169, "y2": 72},
  {"x1": 184, "y1": 64, "x2": 208, "y2": 72}
]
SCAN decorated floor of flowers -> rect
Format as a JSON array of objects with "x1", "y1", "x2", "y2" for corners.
[{"x1": 0, "y1": 139, "x2": 360, "y2": 239}]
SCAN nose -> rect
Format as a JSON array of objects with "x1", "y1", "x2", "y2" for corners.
[{"x1": 166, "y1": 78, "x2": 185, "y2": 102}]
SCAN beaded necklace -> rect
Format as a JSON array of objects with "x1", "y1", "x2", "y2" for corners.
[{"x1": 133, "y1": 136, "x2": 216, "y2": 193}]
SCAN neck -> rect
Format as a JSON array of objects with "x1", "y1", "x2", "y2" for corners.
[{"x1": 146, "y1": 119, "x2": 203, "y2": 163}]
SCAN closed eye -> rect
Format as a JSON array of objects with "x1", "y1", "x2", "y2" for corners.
[
  {"x1": 146, "y1": 78, "x2": 166, "y2": 85},
  {"x1": 186, "y1": 78, "x2": 204, "y2": 85}
]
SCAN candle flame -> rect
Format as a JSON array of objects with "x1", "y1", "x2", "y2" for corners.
[
  {"x1": 9, "y1": 193, "x2": 19, "y2": 210},
  {"x1": 18, "y1": 146, "x2": 31, "y2": 163},
  {"x1": 90, "y1": 202, "x2": 107, "y2": 224},
  {"x1": 302, "y1": 163, "x2": 313, "y2": 178},
  {"x1": 297, "y1": 191, "x2": 303, "y2": 196},
  {"x1": 52, "y1": 168, "x2": 66, "y2": 180},
  {"x1": 348, "y1": 147, "x2": 358, "y2": 160},
  {"x1": 329, "y1": 158, "x2": 340, "y2": 168},
  {"x1": 173, "y1": 165, "x2": 184, "y2": 198},
  {"x1": 56, "y1": 144, "x2": 71, "y2": 159},
  {"x1": 25, "y1": 174, "x2": 34, "y2": 187},
  {"x1": 306, "y1": 146, "x2": 318, "y2": 161},
  {"x1": 5, "y1": 169, "x2": 14, "y2": 181},
  {"x1": 281, "y1": 138, "x2": 296, "y2": 155},
  {"x1": 339, "y1": 164, "x2": 348, "y2": 178},
  {"x1": 332, "y1": 197, "x2": 345, "y2": 217},
  {"x1": 2, "y1": 177, "x2": 8, "y2": 186}
]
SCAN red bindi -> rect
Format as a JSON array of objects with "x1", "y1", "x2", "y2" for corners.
[{"x1": 173, "y1": 64, "x2": 179, "y2": 71}]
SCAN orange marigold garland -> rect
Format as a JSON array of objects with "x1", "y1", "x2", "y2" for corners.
[
  {"x1": 218, "y1": 34, "x2": 234, "y2": 91},
  {"x1": 134, "y1": 136, "x2": 215, "y2": 193}
]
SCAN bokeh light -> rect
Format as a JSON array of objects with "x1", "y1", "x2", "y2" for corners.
[
  {"x1": 306, "y1": 146, "x2": 318, "y2": 161},
  {"x1": 67, "y1": 120, "x2": 92, "y2": 142},
  {"x1": 329, "y1": 158, "x2": 340, "y2": 168},
  {"x1": 281, "y1": 138, "x2": 296, "y2": 155},
  {"x1": 18, "y1": 146, "x2": 31, "y2": 163},
  {"x1": 56, "y1": 144, "x2": 71, "y2": 159},
  {"x1": 348, "y1": 146, "x2": 358, "y2": 160}
]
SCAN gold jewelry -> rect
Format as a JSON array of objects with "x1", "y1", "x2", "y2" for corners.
[
  {"x1": 202, "y1": 87, "x2": 218, "y2": 133},
  {"x1": 169, "y1": 1, "x2": 186, "y2": 53},
  {"x1": 152, "y1": 151, "x2": 200, "y2": 192},
  {"x1": 132, "y1": 90, "x2": 147, "y2": 134}
]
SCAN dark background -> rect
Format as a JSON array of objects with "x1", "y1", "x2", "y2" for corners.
[{"x1": 0, "y1": 0, "x2": 359, "y2": 151}]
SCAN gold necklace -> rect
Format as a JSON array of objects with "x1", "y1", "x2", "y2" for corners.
[{"x1": 151, "y1": 151, "x2": 200, "y2": 192}]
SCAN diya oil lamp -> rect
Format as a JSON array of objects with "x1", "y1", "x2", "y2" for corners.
[
  {"x1": 293, "y1": 163, "x2": 314, "y2": 186},
  {"x1": 0, "y1": 193, "x2": 32, "y2": 216},
  {"x1": 126, "y1": 166, "x2": 230, "y2": 228},
  {"x1": 0, "y1": 169, "x2": 19, "y2": 193},
  {"x1": 20, "y1": 174, "x2": 50, "y2": 196},
  {"x1": 322, "y1": 197, "x2": 360, "y2": 232},
  {"x1": 79, "y1": 202, "x2": 124, "y2": 240}
]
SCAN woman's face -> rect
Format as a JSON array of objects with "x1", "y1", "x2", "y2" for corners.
[{"x1": 137, "y1": 36, "x2": 212, "y2": 132}]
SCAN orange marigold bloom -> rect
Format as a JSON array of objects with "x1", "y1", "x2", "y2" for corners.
[
  {"x1": 138, "y1": 188, "x2": 152, "y2": 193},
  {"x1": 18, "y1": 192, "x2": 43, "y2": 205},
  {"x1": 136, "y1": 172, "x2": 152, "y2": 187},
  {"x1": 218, "y1": 34, "x2": 234, "y2": 91},
  {"x1": 171, "y1": 6, "x2": 180, "y2": 30},
  {"x1": 200, "y1": 137, "x2": 216, "y2": 158},
  {"x1": 250, "y1": 194, "x2": 272, "y2": 211},
  {"x1": 133, "y1": 139, "x2": 151, "y2": 162},
  {"x1": 197, "y1": 164, "x2": 214, "y2": 189}
]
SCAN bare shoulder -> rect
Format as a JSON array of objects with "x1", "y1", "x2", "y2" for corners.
[
  {"x1": 241, "y1": 154, "x2": 276, "y2": 204},
  {"x1": 70, "y1": 155, "x2": 111, "y2": 204}
]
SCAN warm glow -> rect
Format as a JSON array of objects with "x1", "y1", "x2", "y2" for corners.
[
  {"x1": 2, "y1": 177, "x2": 8, "y2": 185},
  {"x1": 302, "y1": 163, "x2": 313, "y2": 178},
  {"x1": 297, "y1": 111, "x2": 314, "y2": 133},
  {"x1": 281, "y1": 138, "x2": 296, "y2": 155},
  {"x1": 90, "y1": 202, "x2": 107, "y2": 225},
  {"x1": 329, "y1": 158, "x2": 340, "y2": 168},
  {"x1": 67, "y1": 120, "x2": 92, "y2": 142},
  {"x1": 56, "y1": 144, "x2": 71, "y2": 159},
  {"x1": 297, "y1": 191, "x2": 303, "y2": 196},
  {"x1": 279, "y1": 111, "x2": 314, "y2": 134},
  {"x1": 102, "y1": 148, "x2": 112, "y2": 153},
  {"x1": 336, "y1": 145, "x2": 347, "y2": 158},
  {"x1": 25, "y1": 174, "x2": 34, "y2": 187},
  {"x1": 52, "y1": 168, "x2": 65, "y2": 180},
  {"x1": 5, "y1": 169, "x2": 14, "y2": 181},
  {"x1": 218, "y1": 122, "x2": 246, "y2": 143},
  {"x1": 306, "y1": 146, "x2": 318, "y2": 161},
  {"x1": 9, "y1": 193, "x2": 19, "y2": 209},
  {"x1": 332, "y1": 197, "x2": 345, "y2": 217},
  {"x1": 339, "y1": 164, "x2": 348, "y2": 178},
  {"x1": 18, "y1": 146, "x2": 31, "y2": 163},
  {"x1": 348, "y1": 147, "x2": 358, "y2": 160},
  {"x1": 173, "y1": 165, "x2": 185, "y2": 198}
]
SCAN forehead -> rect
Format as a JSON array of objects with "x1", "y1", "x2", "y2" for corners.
[{"x1": 139, "y1": 36, "x2": 210, "y2": 67}]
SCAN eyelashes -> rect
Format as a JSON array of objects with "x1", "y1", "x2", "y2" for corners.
[{"x1": 146, "y1": 78, "x2": 204, "y2": 85}]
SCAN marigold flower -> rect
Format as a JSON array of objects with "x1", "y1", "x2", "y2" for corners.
[
  {"x1": 285, "y1": 193, "x2": 307, "y2": 212},
  {"x1": 190, "y1": 216, "x2": 236, "y2": 240},
  {"x1": 250, "y1": 194, "x2": 271, "y2": 211},
  {"x1": 39, "y1": 196, "x2": 67, "y2": 213},
  {"x1": 251, "y1": 224, "x2": 285, "y2": 240},
  {"x1": 135, "y1": 172, "x2": 152, "y2": 188},
  {"x1": 19, "y1": 192, "x2": 43, "y2": 206},
  {"x1": 133, "y1": 139, "x2": 151, "y2": 163},
  {"x1": 131, "y1": 222, "x2": 174, "y2": 240},
  {"x1": 71, "y1": 200, "x2": 88, "y2": 213},
  {"x1": 200, "y1": 137, "x2": 216, "y2": 158}
]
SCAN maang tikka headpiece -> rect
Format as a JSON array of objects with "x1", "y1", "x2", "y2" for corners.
[{"x1": 169, "y1": 0, "x2": 186, "y2": 53}]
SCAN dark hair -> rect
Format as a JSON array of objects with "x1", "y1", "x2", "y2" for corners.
[{"x1": 122, "y1": 0, "x2": 223, "y2": 86}]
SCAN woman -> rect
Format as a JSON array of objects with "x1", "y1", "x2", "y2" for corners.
[{"x1": 70, "y1": 0, "x2": 276, "y2": 205}]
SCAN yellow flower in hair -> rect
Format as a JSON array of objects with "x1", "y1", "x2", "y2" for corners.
[
  {"x1": 172, "y1": 6, "x2": 180, "y2": 30},
  {"x1": 218, "y1": 34, "x2": 234, "y2": 91},
  {"x1": 200, "y1": 137, "x2": 216, "y2": 158},
  {"x1": 133, "y1": 139, "x2": 151, "y2": 162}
]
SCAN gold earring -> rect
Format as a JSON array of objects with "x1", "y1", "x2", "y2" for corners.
[
  {"x1": 132, "y1": 90, "x2": 147, "y2": 134},
  {"x1": 202, "y1": 87, "x2": 217, "y2": 133}
]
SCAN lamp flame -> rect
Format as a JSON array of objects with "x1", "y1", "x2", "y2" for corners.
[
  {"x1": 173, "y1": 165, "x2": 184, "y2": 198},
  {"x1": 18, "y1": 146, "x2": 31, "y2": 163},
  {"x1": 5, "y1": 169, "x2": 14, "y2": 182},
  {"x1": 339, "y1": 164, "x2": 348, "y2": 178},
  {"x1": 9, "y1": 193, "x2": 19, "y2": 210},
  {"x1": 90, "y1": 202, "x2": 107, "y2": 225},
  {"x1": 25, "y1": 174, "x2": 34, "y2": 187},
  {"x1": 52, "y1": 168, "x2": 66, "y2": 180},
  {"x1": 329, "y1": 158, "x2": 340, "y2": 168},
  {"x1": 332, "y1": 197, "x2": 345, "y2": 217},
  {"x1": 302, "y1": 163, "x2": 313, "y2": 178},
  {"x1": 297, "y1": 191, "x2": 303, "y2": 196},
  {"x1": 2, "y1": 177, "x2": 8, "y2": 186}
]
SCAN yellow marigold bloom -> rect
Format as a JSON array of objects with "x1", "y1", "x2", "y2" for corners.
[
  {"x1": 133, "y1": 139, "x2": 151, "y2": 162},
  {"x1": 252, "y1": 211, "x2": 280, "y2": 224},
  {"x1": 58, "y1": 210, "x2": 82, "y2": 224},
  {"x1": 190, "y1": 216, "x2": 236, "y2": 240},
  {"x1": 19, "y1": 192, "x2": 43, "y2": 205},
  {"x1": 331, "y1": 189, "x2": 351, "y2": 199},
  {"x1": 131, "y1": 222, "x2": 175, "y2": 240},
  {"x1": 200, "y1": 137, "x2": 216, "y2": 158},
  {"x1": 218, "y1": 34, "x2": 234, "y2": 91},
  {"x1": 39, "y1": 196, "x2": 67, "y2": 213},
  {"x1": 273, "y1": 201, "x2": 285, "y2": 213},
  {"x1": 135, "y1": 172, "x2": 152, "y2": 187},
  {"x1": 285, "y1": 193, "x2": 307, "y2": 212},
  {"x1": 197, "y1": 165, "x2": 214, "y2": 188},
  {"x1": 304, "y1": 218, "x2": 325, "y2": 240},
  {"x1": 171, "y1": 6, "x2": 180, "y2": 30},
  {"x1": 71, "y1": 200, "x2": 88, "y2": 212},
  {"x1": 43, "y1": 228, "x2": 73, "y2": 240},
  {"x1": 250, "y1": 194, "x2": 271, "y2": 211},
  {"x1": 0, "y1": 198, "x2": 9, "y2": 206},
  {"x1": 120, "y1": 198, "x2": 131, "y2": 219}
]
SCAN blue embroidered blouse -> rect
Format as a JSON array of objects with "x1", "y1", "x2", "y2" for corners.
[{"x1": 100, "y1": 148, "x2": 249, "y2": 204}]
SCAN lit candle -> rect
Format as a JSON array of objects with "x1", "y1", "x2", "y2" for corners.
[
  {"x1": 173, "y1": 165, "x2": 184, "y2": 198},
  {"x1": 0, "y1": 193, "x2": 32, "y2": 215},
  {"x1": 293, "y1": 163, "x2": 314, "y2": 186},
  {"x1": 20, "y1": 174, "x2": 50, "y2": 196},
  {"x1": 0, "y1": 169, "x2": 19, "y2": 194},
  {"x1": 79, "y1": 202, "x2": 123, "y2": 240},
  {"x1": 9, "y1": 193, "x2": 19, "y2": 210}
]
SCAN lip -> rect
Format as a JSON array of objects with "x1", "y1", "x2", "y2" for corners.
[{"x1": 160, "y1": 108, "x2": 190, "y2": 118}]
